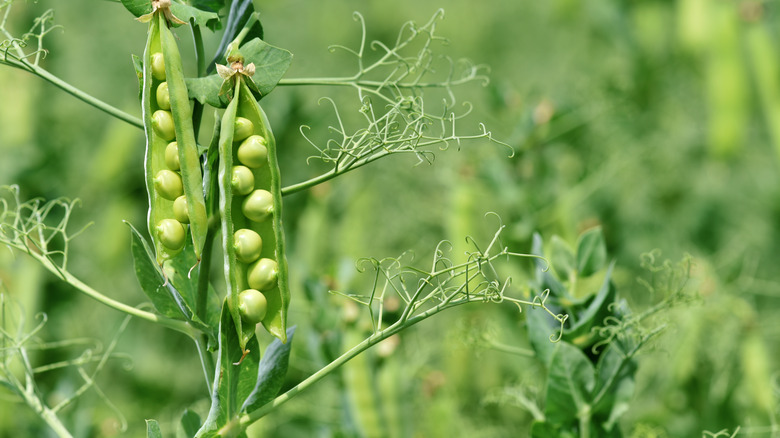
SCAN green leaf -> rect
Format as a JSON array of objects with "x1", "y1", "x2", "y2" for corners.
[
  {"x1": 526, "y1": 305, "x2": 558, "y2": 367},
  {"x1": 127, "y1": 221, "x2": 187, "y2": 319},
  {"x1": 146, "y1": 419, "x2": 163, "y2": 438},
  {"x1": 131, "y1": 54, "x2": 143, "y2": 102},
  {"x1": 169, "y1": 2, "x2": 219, "y2": 29},
  {"x1": 531, "y1": 421, "x2": 571, "y2": 438},
  {"x1": 186, "y1": 74, "x2": 227, "y2": 108},
  {"x1": 576, "y1": 226, "x2": 607, "y2": 277},
  {"x1": 120, "y1": 0, "x2": 150, "y2": 17},
  {"x1": 550, "y1": 235, "x2": 576, "y2": 280},
  {"x1": 562, "y1": 262, "x2": 616, "y2": 345},
  {"x1": 186, "y1": 39, "x2": 292, "y2": 108},
  {"x1": 196, "y1": 302, "x2": 261, "y2": 437},
  {"x1": 241, "y1": 326, "x2": 296, "y2": 413},
  {"x1": 119, "y1": 0, "x2": 219, "y2": 29},
  {"x1": 241, "y1": 39, "x2": 292, "y2": 96},
  {"x1": 178, "y1": 409, "x2": 202, "y2": 438},
  {"x1": 191, "y1": 0, "x2": 224, "y2": 13},
  {"x1": 531, "y1": 233, "x2": 573, "y2": 303},
  {"x1": 544, "y1": 342, "x2": 595, "y2": 424},
  {"x1": 593, "y1": 343, "x2": 635, "y2": 428}
]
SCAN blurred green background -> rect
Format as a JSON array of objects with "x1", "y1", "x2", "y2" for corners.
[{"x1": 1, "y1": 0, "x2": 779, "y2": 436}]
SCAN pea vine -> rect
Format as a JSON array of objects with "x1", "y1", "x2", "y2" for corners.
[
  {"x1": 0, "y1": 186, "x2": 194, "y2": 336},
  {"x1": 237, "y1": 215, "x2": 563, "y2": 427},
  {"x1": 338, "y1": 216, "x2": 562, "y2": 335},
  {"x1": 0, "y1": 0, "x2": 142, "y2": 128},
  {"x1": 280, "y1": 10, "x2": 512, "y2": 195},
  {"x1": 0, "y1": 293, "x2": 132, "y2": 438}
]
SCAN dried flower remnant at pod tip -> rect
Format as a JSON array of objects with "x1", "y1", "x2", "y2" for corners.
[{"x1": 136, "y1": 0, "x2": 186, "y2": 25}]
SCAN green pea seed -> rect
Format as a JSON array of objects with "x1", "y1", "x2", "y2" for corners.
[
  {"x1": 154, "y1": 169, "x2": 183, "y2": 200},
  {"x1": 156, "y1": 218, "x2": 185, "y2": 250},
  {"x1": 151, "y1": 52, "x2": 166, "y2": 80},
  {"x1": 247, "y1": 258, "x2": 278, "y2": 291},
  {"x1": 164, "y1": 141, "x2": 180, "y2": 170},
  {"x1": 242, "y1": 189, "x2": 274, "y2": 222},
  {"x1": 231, "y1": 165, "x2": 255, "y2": 196},
  {"x1": 238, "y1": 289, "x2": 267, "y2": 325},
  {"x1": 152, "y1": 110, "x2": 175, "y2": 142},
  {"x1": 237, "y1": 135, "x2": 268, "y2": 168},
  {"x1": 234, "y1": 228, "x2": 263, "y2": 264},
  {"x1": 156, "y1": 81, "x2": 171, "y2": 110},
  {"x1": 173, "y1": 195, "x2": 189, "y2": 224},
  {"x1": 233, "y1": 117, "x2": 254, "y2": 142}
]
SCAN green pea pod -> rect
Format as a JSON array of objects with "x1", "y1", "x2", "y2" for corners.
[
  {"x1": 142, "y1": 12, "x2": 208, "y2": 264},
  {"x1": 219, "y1": 76, "x2": 290, "y2": 350}
]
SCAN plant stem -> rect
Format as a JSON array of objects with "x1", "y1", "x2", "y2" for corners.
[
  {"x1": 280, "y1": 149, "x2": 391, "y2": 196},
  {"x1": 196, "y1": 225, "x2": 216, "y2": 321},
  {"x1": 27, "y1": 250, "x2": 196, "y2": 338},
  {"x1": 229, "y1": 12, "x2": 261, "y2": 49},
  {"x1": 238, "y1": 299, "x2": 468, "y2": 428},
  {"x1": 278, "y1": 76, "x2": 477, "y2": 89},
  {"x1": 0, "y1": 58, "x2": 144, "y2": 128}
]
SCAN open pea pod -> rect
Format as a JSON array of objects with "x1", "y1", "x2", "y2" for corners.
[
  {"x1": 219, "y1": 75, "x2": 290, "y2": 350},
  {"x1": 142, "y1": 11, "x2": 208, "y2": 265}
]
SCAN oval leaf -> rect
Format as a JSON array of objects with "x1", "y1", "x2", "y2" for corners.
[{"x1": 576, "y1": 226, "x2": 607, "y2": 277}]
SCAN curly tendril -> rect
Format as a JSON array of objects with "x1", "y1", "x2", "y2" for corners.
[
  {"x1": 279, "y1": 10, "x2": 511, "y2": 196},
  {"x1": 331, "y1": 217, "x2": 563, "y2": 337}
]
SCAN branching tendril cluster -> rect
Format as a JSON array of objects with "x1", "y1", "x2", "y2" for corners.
[{"x1": 332, "y1": 215, "x2": 561, "y2": 336}]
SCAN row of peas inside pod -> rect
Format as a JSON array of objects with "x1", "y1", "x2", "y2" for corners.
[
  {"x1": 149, "y1": 52, "x2": 189, "y2": 253},
  {"x1": 231, "y1": 117, "x2": 278, "y2": 325}
]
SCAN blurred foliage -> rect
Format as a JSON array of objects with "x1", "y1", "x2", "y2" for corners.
[{"x1": 2, "y1": 0, "x2": 780, "y2": 436}]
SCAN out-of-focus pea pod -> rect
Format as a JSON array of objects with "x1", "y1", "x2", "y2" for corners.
[
  {"x1": 706, "y1": 1, "x2": 748, "y2": 158},
  {"x1": 141, "y1": 8, "x2": 207, "y2": 264},
  {"x1": 677, "y1": 0, "x2": 709, "y2": 54},
  {"x1": 218, "y1": 63, "x2": 290, "y2": 351},
  {"x1": 745, "y1": 10, "x2": 780, "y2": 162}
]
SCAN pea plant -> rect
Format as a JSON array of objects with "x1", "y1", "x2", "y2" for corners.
[{"x1": 0, "y1": 0, "x2": 570, "y2": 436}]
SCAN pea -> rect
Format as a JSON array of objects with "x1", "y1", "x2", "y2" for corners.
[
  {"x1": 231, "y1": 165, "x2": 255, "y2": 196},
  {"x1": 247, "y1": 258, "x2": 279, "y2": 291},
  {"x1": 153, "y1": 169, "x2": 183, "y2": 200},
  {"x1": 156, "y1": 82, "x2": 170, "y2": 110},
  {"x1": 151, "y1": 52, "x2": 166, "y2": 80},
  {"x1": 233, "y1": 117, "x2": 254, "y2": 142},
  {"x1": 173, "y1": 195, "x2": 189, "y2": 224},
  {"x1": 237, "y1": 135, "x2": 268, "y2": 168},
  {"x1": 156, "y1": 218, "x2": 185, "y2": 250},
  {"x1": 151, "y1": 110, "x2": 175, "y2": 141},
  {"x1": 242, "y1": 189, "x2": 274, "y2": 222},
  {"x1": 234, "y1": 229, "x2": 263, "y2": 264},
  {"x1": 238, "y1": 289, "x2": 267, "y2": 325},
  {"x1": 142, "y1": 10, "x2": 208, "y2": 264},
  {"x1": 219, "y1": 74, "x2": 289, "y2": 346},
  {"x1": 164, "y1": 141, "x2": 180, "y2": 170}
]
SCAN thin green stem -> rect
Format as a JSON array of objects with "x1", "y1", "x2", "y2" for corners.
[
  {"x1": 238, "y1": 299, "x2": 469, "y2": 428},
  {"x1": 278, "y1": 76, "x2": 477, "y2": 89},
  {"x1": 579, "y1": 413, "x2": 590, "y2": 438},
  {"x1": 485, "y1": 338, "x2": 535, "y2": 357},
  {"x1": 194, "y1": 337, "x2": 214, "y2": 394},
  {"x1": 0, "y1": 57, "x2": 143, "y2": 129},
  {"x1": 25, "y1": 249, "x2": 196, "y2": 338},
  {"x1": 230, "y1": 12, "x2": 261, "y2": 50},
  {"x1": 280, "y1": 149, "x2": 391, "y2": 196},
  {"x1": 196, "y1": 225, "x2": 216, "y2": 321}
]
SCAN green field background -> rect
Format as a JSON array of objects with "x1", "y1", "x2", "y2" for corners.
[{"x1": 1, "y1": 0, "x2": 778, "y2": 436}]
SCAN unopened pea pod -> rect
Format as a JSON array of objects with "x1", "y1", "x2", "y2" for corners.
[
  {"x1": 219, "y1": 76, "x2": 290, "y2": 348},
  {"x1": 141, "y1": 11, "x2": 207, "y2": 264}
]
